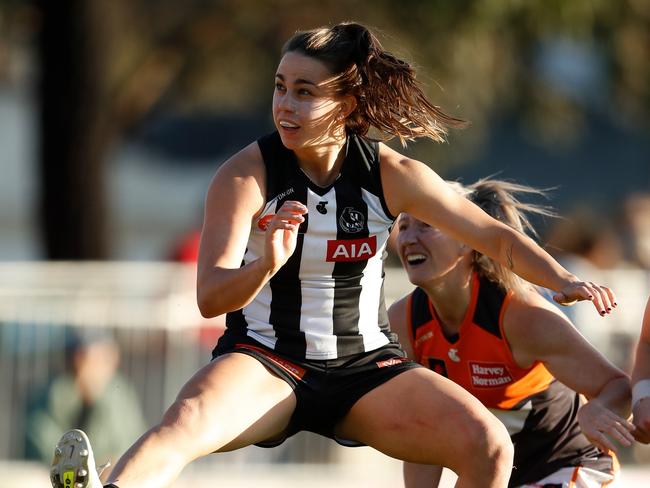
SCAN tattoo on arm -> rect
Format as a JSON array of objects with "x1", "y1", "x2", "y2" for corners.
[{"x1": 506, "y1": 244, "x2": 514, "y2": 270}]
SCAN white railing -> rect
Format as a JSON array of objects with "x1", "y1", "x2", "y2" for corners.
[{"x1": 0, "y1": 261, "x2": 648, "y2": 480}]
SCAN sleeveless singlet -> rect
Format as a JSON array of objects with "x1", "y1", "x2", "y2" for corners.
[
  {"x1": 226, "y1": 131, "x2": 396, "y2": 360},
  {"x1": 407, "y1": 274, "x2": 614, "y2": 487}
]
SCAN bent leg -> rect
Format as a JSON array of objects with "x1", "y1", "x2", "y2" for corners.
[
  {"x1": 337, "y1": 368, "x2": 513, "y2": 488},
  {"x1": 106, "y1": 352, "x2": 296, "y2": 488}
]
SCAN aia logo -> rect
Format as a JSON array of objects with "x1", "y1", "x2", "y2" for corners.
[
  {"x1": 339, "y1": 207, "x2": 365, "y2": 233},
  {"x1": 326, "y1": 235, "x2": 377, "y2": 262}
]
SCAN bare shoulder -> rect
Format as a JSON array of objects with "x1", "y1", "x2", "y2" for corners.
[
  {"x1": 206, "y1": 141, "x2": 265, "y2": 214},
  {"x1": 503, "y1": 287, "x2": 577, "y2": 362},
  {"x1": 212, "y1": 141, "x2": 264, "y2": 184},
  {"x1": 378, "y1": 143, "x2": 420, "y2": 171},
  {"x1": 505, "y1": 288, "x2": 569, "y2": 334},
  {"x1": 378, "y1": 143, "x2": 450, "y2": 217}
]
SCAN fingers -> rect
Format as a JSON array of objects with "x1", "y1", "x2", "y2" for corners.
[
  {"x1": 589, "y1": 282, "x2": 616, "y2": 316},
  {"x1": 270, "y1": 201, "x2": 308, "y2": 231},
  {"x1": 604, "y1": 418, "x2": 636, "y2": 447},
  {"x1": 580, "y1": 405, "x2": 635, "y2": 451},
  {"x1": 555, "y1": 281, "x2": 617, "y2": 317},
  {"x1": 278, "y1": 200, "x2": 308, "y2": 216},
  {"x1": 587, "y1": 431, "x2": 618, "y2": 453}
]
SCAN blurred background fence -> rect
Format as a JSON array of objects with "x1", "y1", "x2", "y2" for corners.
[
  {"x1": 0, "y1": 263, "x2": 410, "y2": 460},
  {"x1": 1, "y1": 261, "x2": 649, "y2": 488}
]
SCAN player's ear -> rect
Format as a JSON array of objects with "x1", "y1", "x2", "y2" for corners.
[{"x1": 339, "y1": 95, "x2": 357, "y2": 118}]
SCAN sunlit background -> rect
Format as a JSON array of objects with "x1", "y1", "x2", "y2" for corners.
[{"x1": 1, "y1": 1, "x2": 649, "y2": 486}]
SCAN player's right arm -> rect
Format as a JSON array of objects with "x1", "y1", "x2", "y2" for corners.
[
  {"x1": 505, "y1": 291, "x2": 634, "y2": 451},
  {"x1": 196, "y1": 142, "x2": 307, "y2": 318}
]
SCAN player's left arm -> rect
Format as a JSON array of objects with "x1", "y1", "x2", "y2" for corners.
[
  {"x1": 378, "y1": 143, "x2": 616, "y2": 316},
  {"x1": 631, "y1": 296, "x2": 650, "y2": 443},
  {"x1": 504, "y1": 290, "x2": 634, "y2": 451}
]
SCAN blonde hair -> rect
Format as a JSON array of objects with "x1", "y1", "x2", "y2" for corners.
[
  {"x1": 451, "y1": 178, "x2": 556, "y2": 296},
  {"x1": 282, "y1": 22, "x2": 467, "y2": 145}
]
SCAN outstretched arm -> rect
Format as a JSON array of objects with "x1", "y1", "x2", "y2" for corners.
[
  {"x1": 505, "y1": 292, "x2": 634, "y2": 452},
  {"x1": 632, "y1": 297, "x2": 650, "y2": 443},
  {"x1": 379, "y1": 144, "x2": 616, "y2": 316}
]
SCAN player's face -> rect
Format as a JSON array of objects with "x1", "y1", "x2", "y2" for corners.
[
  {"x1": 396, "y1": 213, "x2": 470, "y2": 286},
  {"x1": 273, "y1": 51, "x2": 350, "y2": 150}
]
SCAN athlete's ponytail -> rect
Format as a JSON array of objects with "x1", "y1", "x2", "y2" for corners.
[
  {"x1": 451, "y1": 178, "x2": 556, "y2": 295},
  {"x1": 282, "y1": 22, "x2": 466, "y2": 145}
]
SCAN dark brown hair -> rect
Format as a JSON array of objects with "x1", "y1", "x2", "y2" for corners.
[{"x1": 282, "y1": 22, "x2": 466, "y2": 145}]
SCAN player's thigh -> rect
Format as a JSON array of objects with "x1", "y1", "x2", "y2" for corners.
[
  {"x1": 337, "y1": 367, "x2": 503, "y2": 465},
  {"x1": 165, "y1": 351, "x2": 296, "y2": 453}
]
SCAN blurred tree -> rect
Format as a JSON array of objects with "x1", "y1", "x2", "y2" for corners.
[
  {"x1": 1, "y1": 0, "x2": 649, "y2": 257},
  {"x1": 36, "y1": 0, "x2": 112, "y2": 259}
]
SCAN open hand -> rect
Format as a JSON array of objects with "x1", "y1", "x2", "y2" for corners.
[
  {"x1": 263, "y1": 200, "x2": 308, "y2": 274},
  {"x1": 577, "y1": 401, "x2": 635, "y2": 452},
  {"x1": 553, "y1": 281, "x2": 617, "y2": 316}
]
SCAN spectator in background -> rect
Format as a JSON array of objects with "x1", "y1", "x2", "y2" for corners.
[
  {"x1": 545, "y1": 207, "x2": 625, "y2": 272},
  {"x1": 620, "y1": 193, "x2": 650, "y2": 269},
  {"x1": 544, "y1": 208, "x2": 626, "y2": 355},
  {"x1": 25, "y1": 331, "x2": 146, "y2": 472}
]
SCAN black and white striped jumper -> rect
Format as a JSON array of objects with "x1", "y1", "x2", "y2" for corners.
[{"x1": 225, "y1": 131, "x2": 396, "y2": 360}]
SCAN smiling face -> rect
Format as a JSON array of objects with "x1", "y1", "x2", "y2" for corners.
[
  {"x1": 273, "y1": 51, "x2": 354, "y2": 150},
  {"x1": 396, "y1": 213, "x2": 472, "y2": 287}
]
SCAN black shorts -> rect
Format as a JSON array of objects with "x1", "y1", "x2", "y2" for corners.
[{"x1": 211, "y1": 331, "x2": 421, "y2": 447}]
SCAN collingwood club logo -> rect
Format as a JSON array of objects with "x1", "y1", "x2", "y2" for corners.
[{"x1": 339, "y1": 207, "x2": 364, "y2": 233}]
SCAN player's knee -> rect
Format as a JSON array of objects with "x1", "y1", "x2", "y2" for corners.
[
  {"x1": 460, "y1": 415, "x2": 512, "y2": 470},
  {"x1": 160, "y1": 397, "x2": 206, "y2": 436},
  {"x1": 486, "y1": 420, "x2": 513, "y2": 466}
]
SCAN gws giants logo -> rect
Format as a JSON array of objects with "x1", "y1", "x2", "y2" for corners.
[
  {"x1": 339, "y1": 207, "x2": 365, "y2": 233},
  {"x1": 448, "y1": 348, "x2": 460, "y2": 362},
  {"x1": 326, "y1": 235, "x2": 377, "y2": 262}
]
